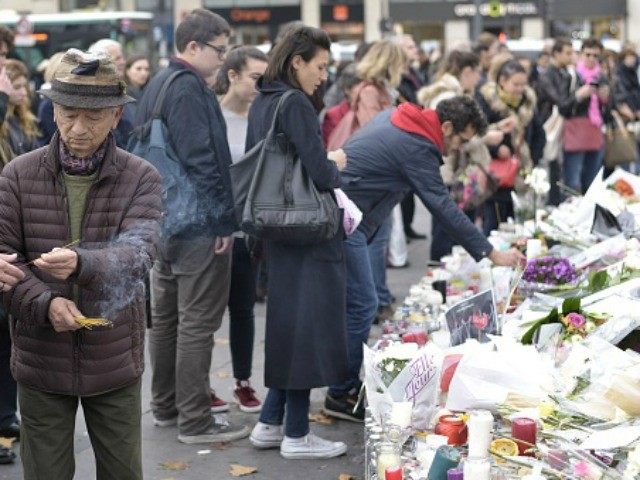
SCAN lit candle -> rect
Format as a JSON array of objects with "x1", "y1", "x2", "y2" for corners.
[
  {"x1": 389, "y1": 401, "x2": 413, "y2": 429},
  {"x1": 511, "y1": 417, "x2": 537, "y2": 456},
  {"x1": 467, "y1": 410, "x2": 493, "y2": 459},
  {"x1": 463, "y1": 458, "x2": 491, "y2": 480}
]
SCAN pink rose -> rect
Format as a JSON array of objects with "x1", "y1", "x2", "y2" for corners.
[{"x1": 566, "y1": 312, "x2": 586, "y2": 329}]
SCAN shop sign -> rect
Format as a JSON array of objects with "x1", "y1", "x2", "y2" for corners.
[
  {"x1": 453, "y1": 2, "x2": 538, "y2": 17},
  {"x1": 230, "y1": 8, "x2": 271, "y2": 24}
]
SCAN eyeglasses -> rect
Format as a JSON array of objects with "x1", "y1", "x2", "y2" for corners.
[{"x1": 200, "y1": 42, "x2": 226, "y2": 59}]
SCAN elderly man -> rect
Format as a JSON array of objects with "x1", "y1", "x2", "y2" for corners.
[{"x1": 0, "y1": 49, "x2": 162, "y2": 479}]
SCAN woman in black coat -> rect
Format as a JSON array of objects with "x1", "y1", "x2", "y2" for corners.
[{"x1": 245, "y1": 26, "x2": 349, "y2": 460}]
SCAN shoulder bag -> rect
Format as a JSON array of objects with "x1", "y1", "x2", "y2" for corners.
[{"x1": 229, "y1": 91, "x2": 340, "y2": 245}]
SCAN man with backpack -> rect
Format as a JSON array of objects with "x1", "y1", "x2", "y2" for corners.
[{"x1": 134, "y1": 9, "x2": 248, "y2": 444}]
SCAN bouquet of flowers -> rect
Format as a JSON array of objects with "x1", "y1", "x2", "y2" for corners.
[
  {"x1": 521, "y1": 297, "x2": 609, "y2": 345},
  {"x1": 521, "y1": 256, "x2": 580, "y2": 292}
]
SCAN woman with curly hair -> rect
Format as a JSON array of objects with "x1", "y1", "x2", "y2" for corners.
[{"x1": 1, "y1": 59, "x2": 40, "y2": 164}]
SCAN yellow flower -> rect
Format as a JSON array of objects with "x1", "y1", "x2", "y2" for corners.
[{"x1": 538, "y1": 402, "x2": 555, "y2": 419}]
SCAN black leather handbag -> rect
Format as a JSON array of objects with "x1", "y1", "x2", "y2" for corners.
[{"x1": 229, "y1": 90, "x2": 340, "y2": 245}]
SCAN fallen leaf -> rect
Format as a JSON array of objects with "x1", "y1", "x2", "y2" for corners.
[
  {"x1": 229, "y1": 464, "x2": 257, "y2": 477},
  {"x1": 159, "y1": 460, "x2": 188, "y2": 471},
  {"x1": 216, "y1": 371, "x2": 232, "y2": 379},
  {"x1": 0, "y1": 437, "x2": 15, "y2": 448},
  {"x1": 339, "y1": 475, "x2": 357, "y2": 480},
  {"x1": 213, "y1": 442, "x2": 230, "y2": 450},
  {"x1": 216, "y1": 337, "x2": 230, "y2": 346},
  {"x1": 309, "y1": 411, "x2": 334, "y2": 425}
]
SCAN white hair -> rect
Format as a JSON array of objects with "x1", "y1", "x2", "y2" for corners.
[{"x1": 88, "y1": 38, "x2": 122, "y2": 54}]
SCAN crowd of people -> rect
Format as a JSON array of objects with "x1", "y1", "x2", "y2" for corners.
[{"x1": 1, "y1": 7, "x2": 640, "y2": 478}]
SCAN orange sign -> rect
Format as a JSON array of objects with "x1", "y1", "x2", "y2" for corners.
[
  {"x1": 230, "y1": 8, "x2": 271, "y2": 23},
  {"x1": 333, "y1": 5, "x2": 349, "y2": 21}
]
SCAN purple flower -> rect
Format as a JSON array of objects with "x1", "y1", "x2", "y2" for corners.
[
  {"x1": 522, "y1": 256, "x2": 577, "y2": 285},
  {"x1": 565, "y1": 312, "x2": 586, "y2": 328}
]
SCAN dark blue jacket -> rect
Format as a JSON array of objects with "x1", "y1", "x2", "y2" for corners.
[
  {"x1": 135, "y1": 58, "x2": 235, "y2": 237},
  {"x1": 341, "y1": 110, "x2": 493, "y2": 261}
]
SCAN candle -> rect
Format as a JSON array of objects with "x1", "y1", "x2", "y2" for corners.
[
  {"x1": 389, "y1": 401, "x2": 413, "y2": 429},
  {"x1": 447, "y1": 468, "x2": 463, "y2": 480},
  {"x1": 427, "y1": 446, "x2": 460, "y2": 480},
  {"x1": 526, "y1": 239, "x2": 543, "y2": 259},
  {"x1": 385, "y1": 466, "x2": 404, "y2": 480},
  {"x1": 377, "y1": 444, "x2": 401, "y2": 479},
  {"x1": 463, "y1": 458, "x2": 490, "y2": 480},
  {"x1": 467, "y1": 410, "x2": 493, "y2": 459},
  {"x1": 511, "y1": 417, "x2": 537, "y2": 456}
]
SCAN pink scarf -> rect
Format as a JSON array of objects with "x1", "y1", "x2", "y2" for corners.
[{"x1": 575, "y1": 60, "x2": 602, "y2": 128}]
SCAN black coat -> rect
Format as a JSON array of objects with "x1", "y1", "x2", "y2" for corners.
[
  {"x1": 135, "y1": 58, "x2": 235, "y2": 238},
  {"x1": 613, "y1": 63, "x2": 640, "y2": 112},
  {"x1": 246, "y1": 78, "x2": 348, "y2": 390}
]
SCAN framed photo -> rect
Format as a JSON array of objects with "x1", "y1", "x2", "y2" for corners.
[{"x1": 445, "y1": 290, "x2": 497, "y2": 346}]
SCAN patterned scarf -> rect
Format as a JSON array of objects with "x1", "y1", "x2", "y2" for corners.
[{"x1": 59, "y1": 136, "x2": 108, "y2": 175}]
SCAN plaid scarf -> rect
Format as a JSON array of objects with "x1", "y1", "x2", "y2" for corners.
[{"x1": 59, "y1": 136, "x2": 108, "y2": 175}]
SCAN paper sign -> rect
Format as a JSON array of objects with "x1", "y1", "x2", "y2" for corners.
[{"x1": 446, "y1": 290, "x2": 497, "y2": 346}]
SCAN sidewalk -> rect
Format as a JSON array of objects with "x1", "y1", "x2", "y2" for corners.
[{"x1": 1, "y1": 203, "x2": 432, "y2": 480}]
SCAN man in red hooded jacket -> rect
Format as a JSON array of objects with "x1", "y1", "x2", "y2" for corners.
[{"x1": 323, "y1": 95, "x2": 526, "y2": 421}]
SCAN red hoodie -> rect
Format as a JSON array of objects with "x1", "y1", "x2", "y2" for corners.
[{"x1": 390, "y1": 103, "x2": 444, "y2": 154}]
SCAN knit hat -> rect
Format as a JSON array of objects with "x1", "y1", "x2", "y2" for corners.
[{"x1": 38, "y1": 48, "x2": 135, "y2": 109}]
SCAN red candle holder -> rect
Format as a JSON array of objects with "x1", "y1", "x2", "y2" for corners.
[{"x1": 512, "y1": 417, "x2": 537, "y2": 456}]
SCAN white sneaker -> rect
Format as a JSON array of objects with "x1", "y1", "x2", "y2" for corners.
[
  {"x1": 153, "y1": 415, "x2": 177, "y2": 427},
  {"x1": 249, "y1": 422, "x2": 284, "y2": 449},
  {"x1": 280, "y1": 433, "x2": 347, "y2": 459}
]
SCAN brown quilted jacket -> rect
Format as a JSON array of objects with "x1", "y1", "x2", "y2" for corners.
[{"x1": 0, "y1": 133, "x2": 162, "y2": 396}]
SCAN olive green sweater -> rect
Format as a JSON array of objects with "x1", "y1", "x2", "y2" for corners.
[{"x1": 63, "y1": 171, "x2": 98, "y2": 241}]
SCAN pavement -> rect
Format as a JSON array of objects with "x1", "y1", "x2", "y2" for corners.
[{"x1": 1, "y1": 203, "x2": 432, "y2": 480}]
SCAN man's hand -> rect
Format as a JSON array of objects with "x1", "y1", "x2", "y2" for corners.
[
  {"x1": 49, "y1": 297, "x2": 83, "y2": 333},
  {"x1": 328, "y1": 149, "x2": 347, "y2": 170},
  {"x1": 33, "y1": 248, "x2": 78, "y2": 280},
  {"x1": 0, "y1": 253, "x2": 25, "y2": 292},
  {"x1": 489, "y1": 248, "x2": 526, "y2": 268},
  {"x1": 597, "y1": 84, "x2": 610, "y2": 102},
  {"x1": 214, "y1": 236, "x2": 234, "y2": 255},
  {"x1": 576, "y1": 84, "x2": 595, "y2": 101}
]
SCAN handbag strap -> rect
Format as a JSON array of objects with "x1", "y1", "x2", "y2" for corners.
[
  {"x1": 266, "y1": 90, "x2": 298, "y2": 139},
  {"x1": 152, "y1": 69, "x2": 192, "y2": 119}
]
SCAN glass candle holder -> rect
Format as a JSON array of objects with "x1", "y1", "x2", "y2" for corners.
[
  {"x1": 376, "y1": 441, "x2": 402, "y2": 480},
  {"x1": 511, "y1": 417, "x2": 537, "y2": 456}
]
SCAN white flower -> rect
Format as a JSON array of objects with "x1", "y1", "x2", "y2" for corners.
[
  {"x1": 625, "y1": 253, "x2": 640, "y2": 271},
  {"x1": 525, "y1": 168, "x2": 551, "y2": 195},
  {"x1": 585, "y1": 321, "x2": 596, "y2": 334}
]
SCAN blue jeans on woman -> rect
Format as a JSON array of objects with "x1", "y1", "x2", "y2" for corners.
[
  {"x1": 563, "y1": 148, "x2": 604, "y2": 195},
  {"x1": 328, "y1": 229, "x2": 379, "y2": 397},
  {"x1": 259, "y1": 388, "x2": 310, "y2": 438}
]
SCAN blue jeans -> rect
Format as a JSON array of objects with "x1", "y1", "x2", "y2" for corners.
[
  {"x1": 563, "y1": 148, "x2": 604, "y2": 195},
  {"x1": 259, "y1": 388, "x2": 310, "y2": 438},
  {"x1": 367, "y1": 217, "x2": 392, "y2": 306},
  {"x1": 328, "y1": 230, "x2": 379, "y2": 397}
]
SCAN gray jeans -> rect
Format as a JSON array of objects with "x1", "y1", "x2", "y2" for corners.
[{"x1": 149, "y1": 237, "x2": 231, "y2": 435}]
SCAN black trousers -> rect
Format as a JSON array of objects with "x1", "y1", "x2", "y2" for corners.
[
  {"x1": 401, "y1": 192, "x2": 416, "y2": 232},
  {"x1": 0, "y1": 312, "x2": 17, "y2": 430},
  {"x1": 228, "y1": 239, "x2": 257, "y2": 381}
]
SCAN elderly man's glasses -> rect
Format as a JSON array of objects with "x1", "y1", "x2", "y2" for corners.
[{"x1": 200, "y1": 42, "x2": 226, "y2": 58}]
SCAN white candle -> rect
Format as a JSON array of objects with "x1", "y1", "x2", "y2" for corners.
[
  {"x1": 377, "y1": 451, "x2": 401, "y2": 478},
  {"x1": 467, "y1": 410, "x2": 493, "y2": 459},
  {"x1": 389, "y1": 401, "x2": 413, "y2": 429},
  {"x1": 463, "y1": 458, "x2": 491, "y2": 480},
  {"x1": 526, "y1": 239, "x2": 543, "y2": 259}
]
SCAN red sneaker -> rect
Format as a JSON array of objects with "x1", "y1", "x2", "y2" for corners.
[
  {"x1": 210, "y1": 390, "x2": 229, "y2": 413},
  {"x1": 234, "y1": 380, "x2": 262, "y2": 413}
]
